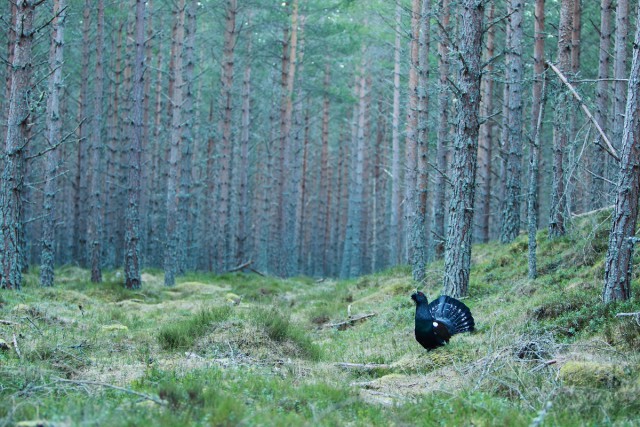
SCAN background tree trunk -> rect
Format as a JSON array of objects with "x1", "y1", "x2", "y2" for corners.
[
  {"x1": 433, "y1": 0, "x2": 452, "y2": 255},
  {"x1": 86, "y1": 0, "x2": 105, "y2": 283},
  {"x1": 500, "y1": 0, "x2": 524, "y2": 243},
  {"x1": 124, "y1": 0, "x2": 146, "y2": 290},
  {"x1": 612, "y1": 0, "x2": 629, "y2": 155},
  {"x1": 593, "y1": 0, "x2": 613, "y2": 208},
  {"x1": 40, "y1": 0, "x2": 66, "y2": 288},
  {"x1": 412, "y1": 0, "x2": 431, "y2": 283},
  {"x1": 216, "y1": 0, "x2": 237, "y2": 272},
  {"x1": 527, "y1": 0, "x2": 546, "y2": 280},
  {"x1": 164, "y1": 0, "x2": 186, "y2": 286},
  {"x1": 389, "y1": 2, "x2": 403, "y2": 265},
  {"x1": 404, "y1": 0, "x2": 421, "y2": 266},
  {"x1": 476, "y1": 2, "x2": 494, "y2": 244},
  {"x1": 549, "y1": 0, "x2": 574, "y2": 239}
]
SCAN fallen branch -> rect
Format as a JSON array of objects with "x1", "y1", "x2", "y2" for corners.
[
  {"x1": 545, "y1": 60, "x2": 619, "y2": 161},
  {"x1": 54, "y1": 378, "x2": 166, "y2": 405},
  {"x1": 616, "y1": 311, "x2": 640, "y2": 326},
  {"x1": 228, "y1": 260, "x2": 253, "y2": 273},
  {"x1": 324, "y1": 313, "x2": 377, "y2": 330},
  {"x1": 616, "y1": 311, "x2": 640, "y2": 317},
  {"x1": 12, "y1": 333, "x2": 22, "y2": 359},
  {"x1": 529, "y1": 359, "x2": 557, "y2": 373},
  {"x1": 248, "y1": 267, "x2": 265, "y2": 277},
  {"x1": 335, "y1": 362, "x2": 390, "y2": 371},
  {"x1": 0, "y1": 319, "x2": 20, "y2": 326}
]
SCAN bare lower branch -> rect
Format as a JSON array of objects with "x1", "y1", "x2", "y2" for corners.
[
  {"x1": 545, "y1": 60, "x2": 619, "y2": 161},
  {"x1": 54, "y1": 378, "x2": 167, "y2": 405}
]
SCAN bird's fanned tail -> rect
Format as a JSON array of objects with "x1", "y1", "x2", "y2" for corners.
[{"x1": 428, "y1": 295, "x2": 475, "y2": 334}]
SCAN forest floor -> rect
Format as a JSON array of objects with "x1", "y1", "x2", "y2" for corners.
[{"x1": 1, "y1": 209, "x2": 640, "y2": 426}]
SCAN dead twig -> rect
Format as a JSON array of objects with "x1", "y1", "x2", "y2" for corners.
[
  {"x1": 324, "y1": 313, "x2": 377, "y2": 330},
  {"x1": 54, "y1": 378, "x2": 166, "y2": 405},
  {"x1": 0, "y1": 319, "x2": 20, "y2": 326},
  {"x1": 529, "y1": 359, "x2": 557, "y2": 373},
  {"x1": 335, "y1": 362, "x2": 390, "y2": 371},
  {"x1": 12, "y1": 333, "x2": 22, "y2": 359}
]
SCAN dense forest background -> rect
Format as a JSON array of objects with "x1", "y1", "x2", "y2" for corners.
[{"x1": 2, "y1": 0, "x2": 640, "y2": 300}]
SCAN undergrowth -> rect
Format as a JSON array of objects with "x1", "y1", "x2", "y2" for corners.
[{"x1": 1, "y1": 210, "x2": 640, "y2": 426}]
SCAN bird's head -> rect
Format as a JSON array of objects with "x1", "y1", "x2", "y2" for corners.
[{"x1": 411, "y1": 291, "x2": 428, "y2": 304}]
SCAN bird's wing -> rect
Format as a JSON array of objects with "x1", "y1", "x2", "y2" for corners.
[{"x1": 431, "y1": 320, "x2": 452, "y2": 342}]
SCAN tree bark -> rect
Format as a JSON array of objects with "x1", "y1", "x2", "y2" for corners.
[
  {"x1": 389, "y1": 1, "x2": 403, "y2": 266},
  {"x1": 434, "y1": 0, "x2": 452, "y2": 255},
  {"x1": 72, "y1": 0, "x2": 91, "y2": 265},
  {"x1": 593, "y1": 0, "x2": 613, "y2": 208},
  {"x1": 527, "y1": 0, "x2": 546, "y2": 280},
  {"x1": 412, "y1": 0, "x2": 431, "y2": 283},
  {"x1": 237, "y1": 13, "x2": 253, "y2": 266},
  {"x1": 404, "y1": 0, "x2": 421, "y2": 266},
  {"x1": 86, "y1": 0, "x2": 105, "y2": 283},
  {"x1": 124, "y1": 0, "x2": 146, "y2": 289},
  {"x1": 216, "y1": 0, "x2": 237, "y2": 272},
  {"x1": 164, "y1": 0, "x2": 185, "y2": 286},
  {"x1": 40, "y1": 0, "x2": 66, "y2": 288},
  {"x1": 1, "y1": 0, "x2": 40, "y2": 289},
  {"x1": 612, "y1": 0, "x2": 629, "y2": 153},
  {"x1": 603, "y1": 2, "x2": 640, "y2": 303},
  {"x1": 500, "y1": 0, "x2": 524, "y2": 243},
  {"x1": 549, "y1": 0, "x2": 573, "y2": 239},
  {"x1": 341, "y1": 65, "x2": 367, "y2": 278},
  {"x1": 442, "y1": 0, "x2": 484, "y2": 298},
  {"x1": 177, "y1": 0, "x2": 197, "y2": 274}
]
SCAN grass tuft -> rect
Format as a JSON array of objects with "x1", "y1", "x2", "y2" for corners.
[{"x1": 158, "y1": 305, "x2": 231, "y2": 350}]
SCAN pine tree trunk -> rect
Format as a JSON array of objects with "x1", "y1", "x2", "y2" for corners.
[
  {"x1": 434, "y1": 0, "x2": 452, "y2": 255},
  {"x1": 177, "y1": 0, "x2": 197, "y2": 274},
  {"x1": 40, "y1": 0, "x2": 66, "y2": 287},
  {"x1": 277, "y1": 0, "x2": 299, "y2": 276},
  {"x1": 476, "y1": 2, "x2": 494, "y2": 244},
  {"x1": 237, "y1": 16, "x2": 253, "y2": 266},
  {"x1": 1, "y1": 0, "x2": 39, "y2": 289},
  {"x1": 149, "y1": 32, "x2": 165, "y2": 267},
  {"x1": 320, "y1": 63, "x2": 332, "y2": 275},
  {"x1": 442, "y1": 0, "x2": 484, "y2": 298},
  {"x1": 404, "y1": 0, "x2": 421, "y2": 266},
  {"x1": 567, "y1": 0, "x2": 582, "y2": 214},
  {"x1": 341, "y1": 67, "x2": 367, "y2": 278},
  {"x1": 593, "y1": 0, "x2": 613, "y2": 208},
  {"x1": 72, "y1": 0, "x2": 91, "y2": 265},
  {"x1": 603, "y1": 2, "x2": 640, "y2": 303},
  {"x1": 389, "y1": 2, "x2": 403, "y2": 266},
  {"x1": 216, "y1": 0, "x2": 237, "y2": 272},
  {"x1": 527, "y1": 0, "x2": 546, "y2": 280},
  {"x1": 124, "y1": 0, "x2": 146, "y2": 290},
  {"x1": 500, "y1": 0, "x2": 524, "y2": 243},
  {"x1": 612, "y1": 0, "x2": 629, "y2": 154},
  {"x1": 549, "y1": 0, "x2": 573, "y2": 239},
  {"x1": 86, "y1": 0, "x2": 105, "y2": 283},
  {"x1": 164, "y1": 0, "x2": 185, "y2": 286},
  {"x1": 412, "y1": 0, "x2": 431, "y2": 284}
]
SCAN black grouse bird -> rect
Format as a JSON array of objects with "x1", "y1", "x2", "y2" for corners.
[{"x1": 411, "y1": 291, "x2": 475, "y2": 350}]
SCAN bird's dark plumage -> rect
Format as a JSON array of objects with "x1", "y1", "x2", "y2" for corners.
[{"x1": 411, "y1": 291, "x2": 475, "y2": 350}]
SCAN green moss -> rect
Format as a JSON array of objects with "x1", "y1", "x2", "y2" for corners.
[{"x1": 559, "y1": 361, "x2": 625, "y2": 388}]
